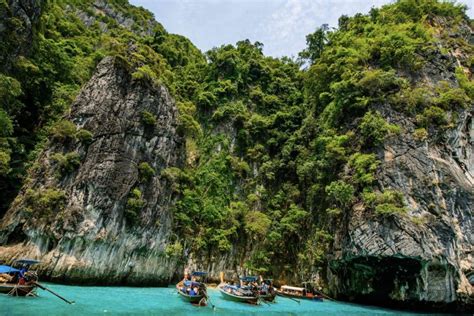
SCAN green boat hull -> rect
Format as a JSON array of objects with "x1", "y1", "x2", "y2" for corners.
[
  {"x1": 218, "y1": 284, "x2": 258, "y2": 304},
  {"x1": 176, "y1": 281, "x2": 207, "y2": 305}
]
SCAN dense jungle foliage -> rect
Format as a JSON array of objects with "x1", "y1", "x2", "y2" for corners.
[{"x1": 0, "y1": 0, "x2": 472, "y2": 275}]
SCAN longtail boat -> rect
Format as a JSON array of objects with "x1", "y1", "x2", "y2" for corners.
[
  {"x1": 258, "y1": 278, "x2": 276, "y2": 302},
  {"x1": 276, "y1": 284, "x2": 324, "y2": 301},
  {"x1": 0, "y1": 259, "x2": 40, "y2": 297},
  {"x1": 218, "y1": 274, "x2": 259, "y2": 305},
  {"x1": 176, "y1": 271, "x2": 209, "y2": 306}
]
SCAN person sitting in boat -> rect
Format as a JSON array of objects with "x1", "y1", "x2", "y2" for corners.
[
  {"x1": 19, "y1": 267, "x2": 26, "y2": 278},
  {"x1": 193, "y1": 286, "x2": 199, "y2": 295},
  {"x1": 18, "y1": 276, "x2": 26, "y2": 285},
  {"x1": 189, "y1": 287, "x2": 196, "y2": 296},
  {"x1": 184, "y1": 271, "x2": 191, "y2": 281}
]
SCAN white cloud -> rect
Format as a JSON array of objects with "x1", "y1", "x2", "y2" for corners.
[
  {"x1": 130, "y1": 0, "x2": 474, "y2": 58},
  {"x1": 257, "y1": 0, "x2": 392, "y2": 57}
]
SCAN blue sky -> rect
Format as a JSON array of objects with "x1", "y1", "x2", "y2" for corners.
[{"x1": 129, "y1": 0, "x2": 473, "y2": 58}]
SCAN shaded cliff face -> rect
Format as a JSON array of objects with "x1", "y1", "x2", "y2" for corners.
[
  {"x1": 0, "y1": 0, "x2": 44, "y2": 71},
  {"x1": 0, "y1": 0, "x2": 45, "y2": 216},
  {"x1": 0, "y1": 57, "x2": 184, "y2": 285}
]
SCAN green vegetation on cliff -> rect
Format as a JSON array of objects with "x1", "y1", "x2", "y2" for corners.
[{"x1": 0, "y1": 0, "x2": 472, "y2": 279}]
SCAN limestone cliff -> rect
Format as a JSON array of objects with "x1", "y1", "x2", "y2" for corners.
[
  {"x1": 0, "y1": 57, "x2": 184, "y2": 285},
  {"x1": 329, "y1": 107, "x2": 473, "y2": 311},
  {"x1": 0, "y1": 0, "x2": 472, "y2": 312},
  {"x1": 327, "y1": 24, "x2": 474, "y2": 311}
]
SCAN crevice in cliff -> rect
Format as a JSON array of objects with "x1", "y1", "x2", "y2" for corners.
[{"x1": 5, "y1": 224, "x2": 27, "y2": 245}]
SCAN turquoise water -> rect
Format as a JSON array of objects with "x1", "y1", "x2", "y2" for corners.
[{"x1": 0, "y1": 283, "x2": 436, "y2": 315}]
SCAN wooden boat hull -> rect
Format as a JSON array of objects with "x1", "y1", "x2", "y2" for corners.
[
  {"x1": 276, "y1": 289, "x2": 323, "y2": 301},
  {"x1": 0, "y1": 284, "x2": 36, "y2": 296},
  {"x1": 218, "y1": 284, "x2": 258, "y2": 304},
  {"x1": 178, "y1": 291, "x2": 205, "y2": 304}
]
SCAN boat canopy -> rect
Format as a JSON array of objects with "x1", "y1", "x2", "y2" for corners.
[
  {"x1": 281, "y1": 285, "x2": 305, "y2": 292},
  {"x1": 184, "y1": 280, "x2": 202, "y2": 287},
  {"x1": 15, "y1": 259, "x2": 40, "y2": 265},
  {"x1": 191, "y1": 271, "x2": 207, "y2": 276},
  {"x1": 0, "y1": 265, "x2": 21, "y2": 274},
  {"x1": 240, "y1": 276, "x2": 258, "y2": 282}
]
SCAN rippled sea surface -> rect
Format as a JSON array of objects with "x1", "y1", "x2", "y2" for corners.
[{"x1": 0, "y1": 283, "x2": 440, "y2": 315}]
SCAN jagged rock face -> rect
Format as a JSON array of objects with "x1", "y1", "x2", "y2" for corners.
[
  {"x1": 328, "y1": 55, "x2": 474, "y2": 310},
  {"x1": 0, "y1": 0, "x2": 44, "y2": 71},
  {"x1": 71, "y1": 0, "x2": 158, "y2": 37},
  {"x1": 0, "y1": 57, "x2": 184, "y2": 285}
]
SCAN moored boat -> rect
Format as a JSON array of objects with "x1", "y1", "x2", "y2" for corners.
[
  {"x1": 176, "y1": 271, "x2": 209, "y2": 306},
  {"x1": 0, "y1": 259, "x2": 40, "y2": 297},
  {"x1": 258, "y1": 279, "x2": 276, "y2": 302},
  {"x1": 276, "y1": 284, "x2": 324, "y2": 301},
  {"x1": 218, "y1": 283, "x2": 259, "y2": 304},
  {"x1": 218, "y1": 274, "x2": 259, "y2": 304}
]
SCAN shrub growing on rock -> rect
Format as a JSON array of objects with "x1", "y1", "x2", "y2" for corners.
[
  {"x1": 51, "y1": 152, "x2": 81, "y2": 175},
  {"x1": 76, "y1": 128, "x2": 93, "y2": 144},
  {"x1": 50, "y1": 120, "x2": 77, "y2": 142},
  {"x1": 416, "y1": 106, "x2": 448, "y2": 128},
  {"x1": 141, "y1": 110, "x2": 156, "y2": 127},
  {"x1": 413, "y1": 128, "x2": 428, "y2": 141},
  {"x1": 165, "y1": 241, "x2": 183, "y2": 258},
  {"x1": 455, "y1": 67, "x2": 474, "y2": 99},
  {"x1": 24, "y1": 188, "x2": 66, "y2": 218},
  {"x1": 138, "y1": 162, "x2": 155, "y2": 182},
  {"x1": 325, "y1": 180, "x2": 355, "y2": 207},
  {"x1": 0, "y1": 150, "x2": 11, "y2": 175},
  {"x1": 359, "y1": 111, "x2": 400, "y2": 146},
  {"x1": 348, "y1": 153, "x2": 379, "y2": 186},
  {"x1": 125, "y1": 188, "x2": 145, "y2": 225},
  {"x1": 363, "y1": 189, "x2": 406, "y2": 216}
]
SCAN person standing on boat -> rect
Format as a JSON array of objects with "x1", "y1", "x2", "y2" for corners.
[{"x1": 183, "y1": 269, "x2": 191, "y2": 281}]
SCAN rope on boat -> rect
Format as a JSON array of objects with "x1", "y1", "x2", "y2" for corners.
[
  {"x1": 26, "y1": 289, "x2": 37, "y2": 297},
  {"x1": 204, "y1": 292, "x2": 216, "y2": 310},
  {"x1": 7, "y1": 284, "x2": 18, "y2": 296}
]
